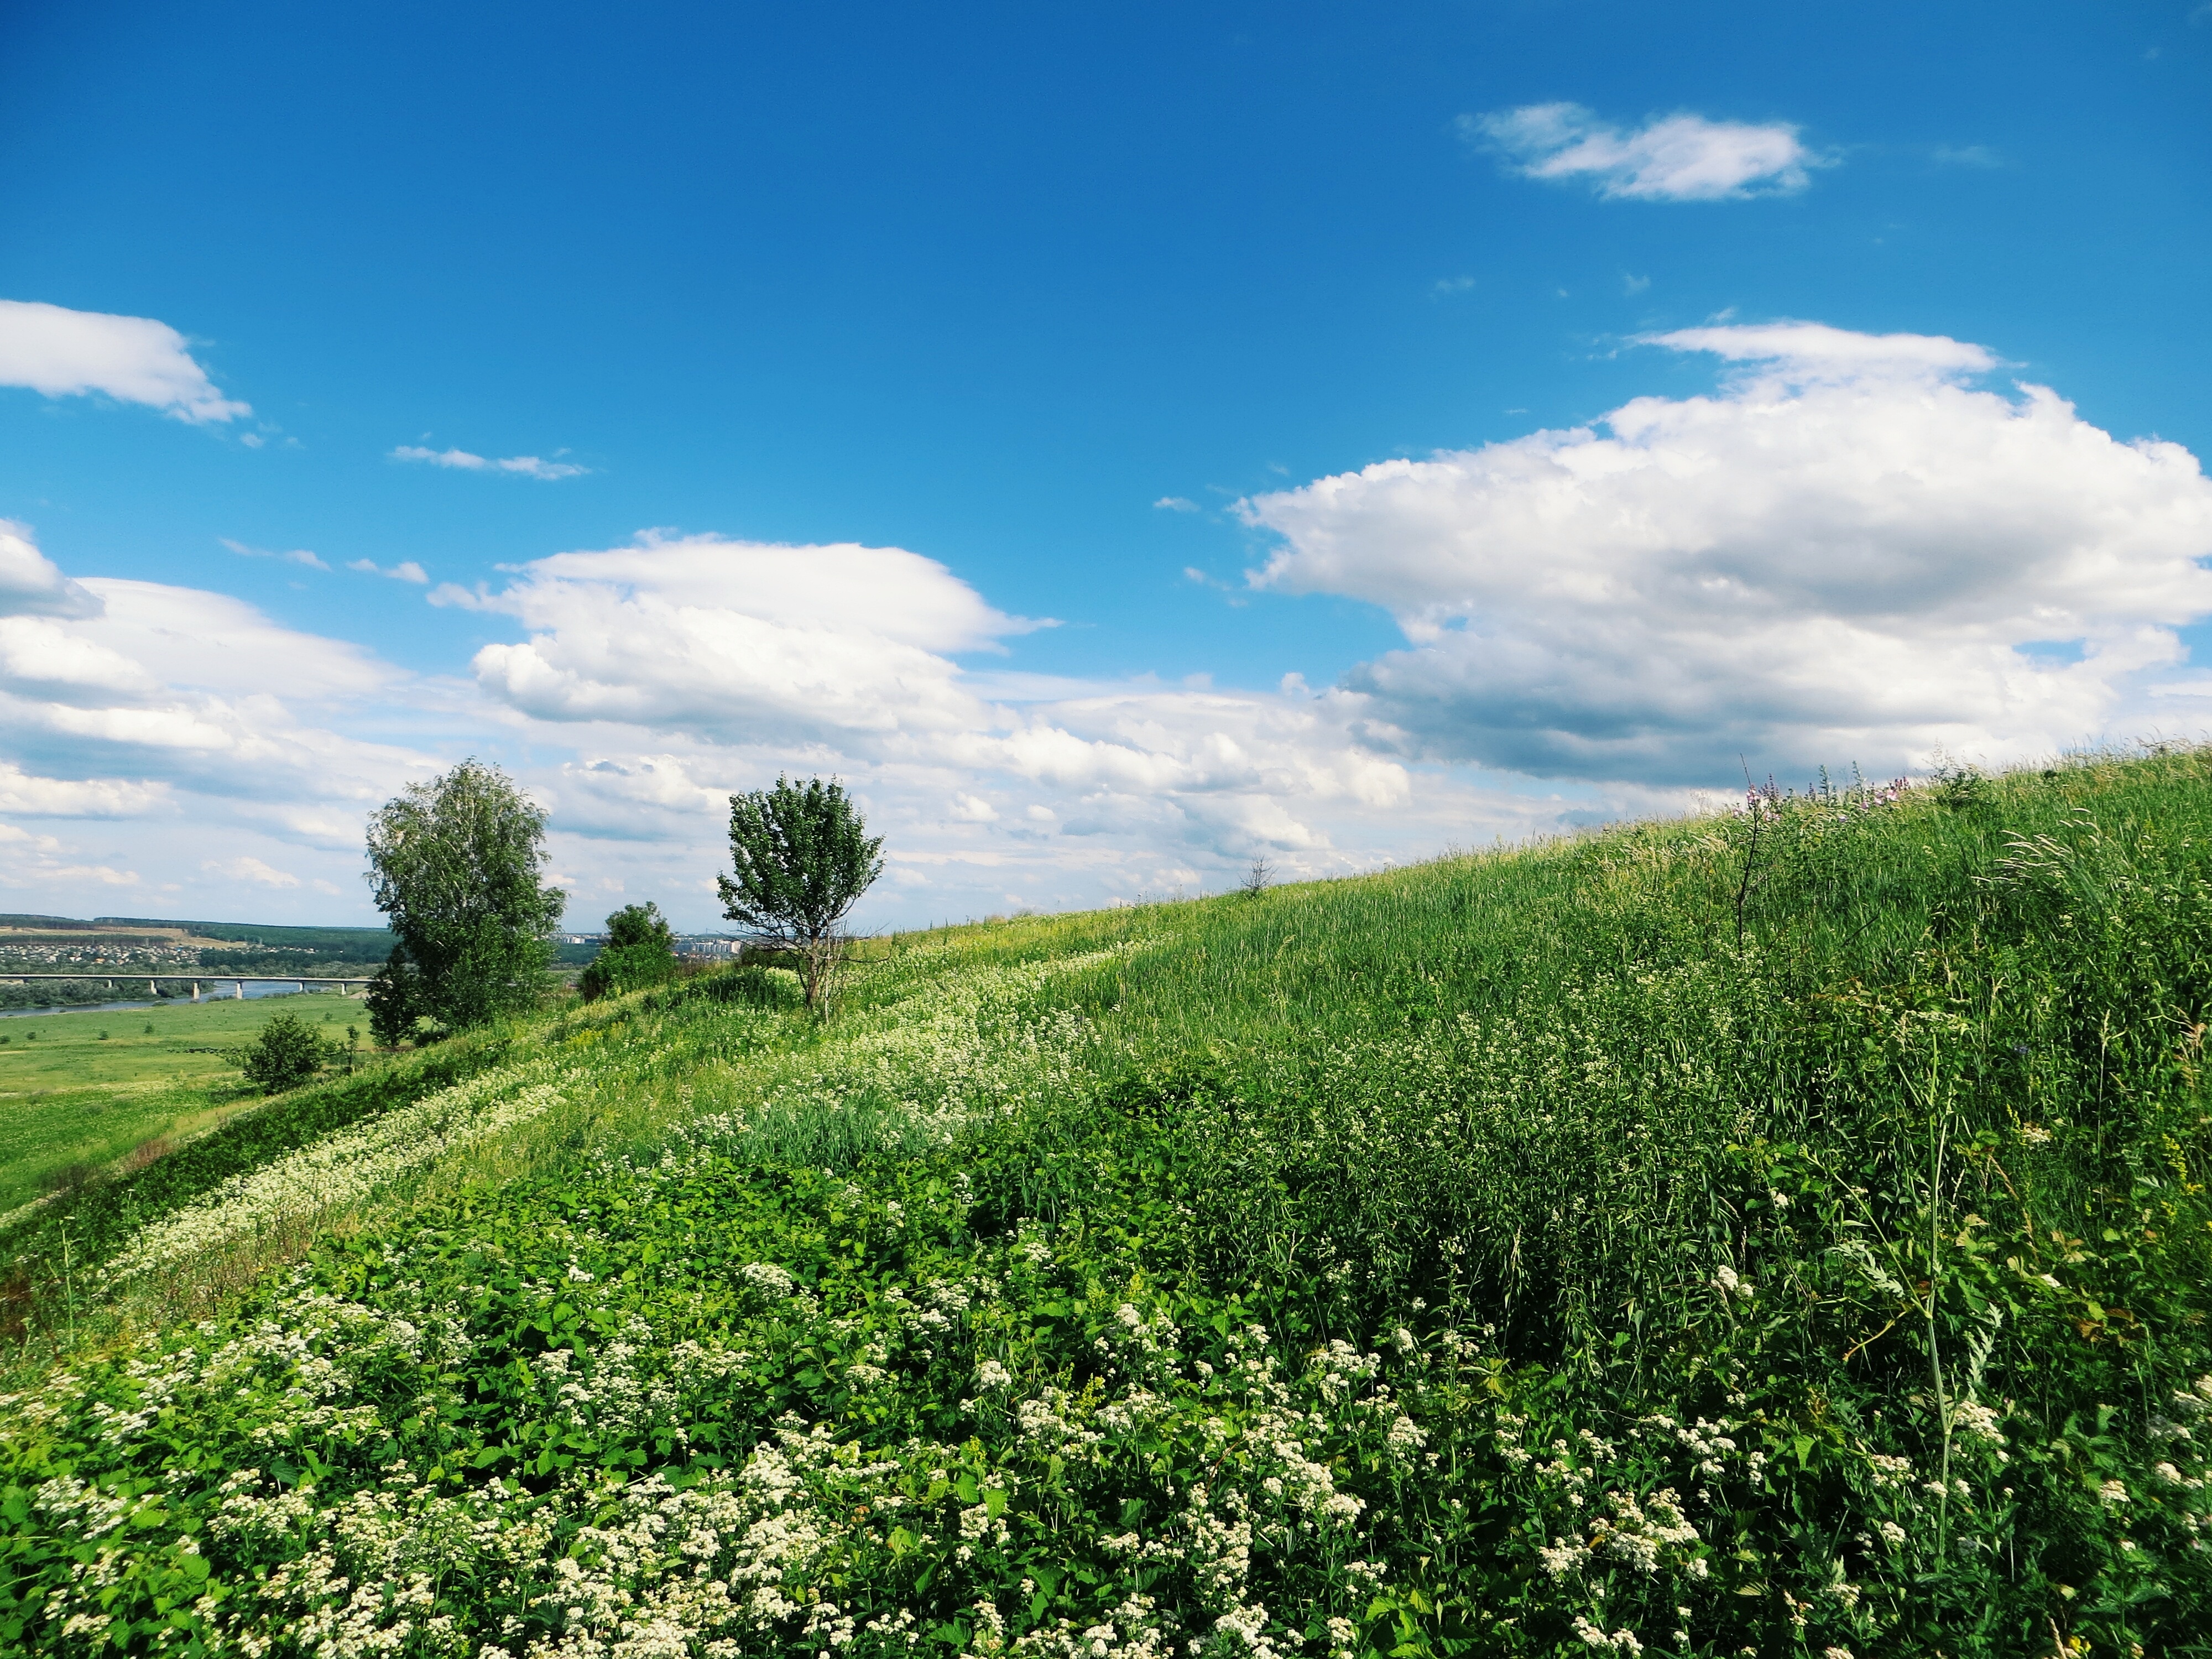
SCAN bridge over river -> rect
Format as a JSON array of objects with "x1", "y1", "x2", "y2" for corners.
[{"x1": 1, "y1": 973, "x2": 369, "y2": 1000}]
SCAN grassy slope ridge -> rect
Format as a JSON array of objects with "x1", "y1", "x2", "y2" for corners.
[{"x1": 4, "y1": 755, "x2": 2212, "y2": 1656}]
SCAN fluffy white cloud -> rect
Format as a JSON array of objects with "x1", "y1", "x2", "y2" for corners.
[
  {"x1": 0, "y1": 763, "x2": 169, "y2": 818},
  {"x1": 53, "y1": 324, "x2": 2207, "y2": 934},
  {"x1": 0, "y1": 523, "x2": 1651, "y2": 927},
  {"x1": 1642, "y1": 321, "x2": 1995, "y2": 377},
  {"x1": 0, "y1": 521, "x2": 102, "y2": 619},
  {"x1": 0, "y1": 298, "x2": 250, "y2": 422},
  {"x1": 448, "y1": 535, "x2": 1531, "y2": 904},
  {"x1": 0, "y1": 528, "x2": 441, "y2": 907},
  {"x1": 72, "y1": 580, "x2": 398, "y2": 704},
  {"x1": 461, "y1": 534, "x2": 1036, "y2": 745},
  {"x1": 1243, "y1": 322, "x2": 2212, "y2": 785},
  {"x1": 1467, "y1": 103, "x2": 1819, "y2": 200},
  {"x1": 392, "y1": 445, "x2": 588, "y2": 479}
]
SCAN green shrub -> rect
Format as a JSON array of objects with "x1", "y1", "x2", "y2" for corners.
[
  {"x1": 578, "y1": 902, "x2": 680, "y2": 1001},
  {"x1": 234, "y1": 1011, "x2": 329, "y2": 1094},
  {"x1": 700, "y1": 961, "x2": 805, "y2": 1008},
  {"x1": 577, "y1": 943, "x2": 676, "y2": 1001},
  {"x1": 363, "y1": 947, "x2": 429, "y2": 1046}
]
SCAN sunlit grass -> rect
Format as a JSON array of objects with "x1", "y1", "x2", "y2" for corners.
[{"x1": 0, "y1": 992, "x2": 367, "y2": 1214}]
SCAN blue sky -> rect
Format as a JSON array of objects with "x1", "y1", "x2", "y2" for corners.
[{"x1": 3, "y1": 1, "x2": 2210, "y2": 929}]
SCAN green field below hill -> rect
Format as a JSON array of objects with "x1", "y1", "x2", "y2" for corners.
[
  {"x1": 0, "y1": 993, "x2": 366, "y2": 1217},
  {"x1": 4, "y1": 751, "x2": 2212, "y2": 1657}
]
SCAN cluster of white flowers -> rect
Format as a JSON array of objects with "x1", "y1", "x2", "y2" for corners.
[
  {"x1": 1673, "y1": 1418, "x2": 1738, "y2": 1479},
  {"x1": 1002, "y1": 1594, "x2": 1177, "y2": 1659},
  {"x1": 1864, "y1": 1454, "x2": 1914, "y2": 1490},
  {"x1": 1949, "y1": 1398, "x2": 2006, "y2": 1447},
  {"x1": 1585, "y1": 1488, "x2": 1701, "y2": 1575},
  {"x1": 1570, "y1": 1613, "x2": 1644, "y2": 1653},
  {"x1": 107, "y1": 1064, "x2": 577, "y2": 1281}
]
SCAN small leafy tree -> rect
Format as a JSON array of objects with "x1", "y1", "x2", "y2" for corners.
[
  {"x1": 364, "y1": 759, "x2": 566, "y2": 1033},
  {"x1": 237, "y1": 1011, "x2": 328, "y2": 1094},
  {"x1": 717, "y1": 776, "x2": 884, "y2": 1013},
  {"x1": 578, "y1": 902, "x2": 680, "y2": 1001}
]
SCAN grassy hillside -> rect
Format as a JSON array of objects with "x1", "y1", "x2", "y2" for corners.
[
  {"x1": 0, "y1": 994, "x2": 369, "y2": 1218},
  {"x1": 4, "y1": 751, "x2": 2211, "y2": 1656}
]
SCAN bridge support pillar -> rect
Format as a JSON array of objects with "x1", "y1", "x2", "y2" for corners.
[
  {"x1": 192, "y1": 982, "x2": 200, "y2": 1001},
  {"x1": 234, "y1": 980, "x2": 243, "y2": 999}
]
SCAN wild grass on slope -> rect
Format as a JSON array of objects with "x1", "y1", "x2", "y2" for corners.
[
  {"x1": 0, "y1": 996, "x2": 368, "y2": 1218},
  {"x1": 5, "y1": 750, "x2": 2212, "y2": 1657}
]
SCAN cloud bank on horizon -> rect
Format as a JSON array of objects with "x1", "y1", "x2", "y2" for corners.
[{"x1": 6, "y1": 320, "x2": 2212, "y2": 925}]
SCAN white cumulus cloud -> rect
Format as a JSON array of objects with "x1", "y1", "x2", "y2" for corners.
[
  {"x1": 464, "y1": 534, "x2": 1041, "y2": 745},
  {"x1": 0, "y1": 524, "x2": 1652, "y2": 927},
  {"x1": 0, "y1": 298, "x2": 250, "y2": 422},
  {"x1": 392, "y1": 445, "x2": 589, "y2": 479},
  {"x1": 0, "y1": 524, "x2": 446, "y2": 920},
  {"x1": 1467, "y1": 103, "x2": 1820, "y2": 200},
  {"x1": 1241, "y1": 322, "x2": 2212, "y2": 785},
  {"x1": 0, "y1": 763, "x2": 169, "y2": 818},
  {"x1": 451, "y1": 534, "x2": 1505, "y2": 897},
  {"x1": 0, "y1": 823, "x2": 139, "y2": 891},
  {"x1": 0, "y1": 520, "x2": 102, "y2": 619}
]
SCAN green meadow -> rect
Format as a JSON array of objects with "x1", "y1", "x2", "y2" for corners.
[
  {"x1": 3, "y1": 750, "x2": 2211, "y2": 1656},
  {"x1": 0, "y1": 994, "x2": 365, "y2": 1219}
]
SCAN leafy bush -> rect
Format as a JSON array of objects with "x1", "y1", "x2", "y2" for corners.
[
  {"x1": 362, "y1": 946, "x2": 429, "y2": 1046},
  {"x1": 688, "y1": 961, "x2": 806, "y2": 1010},
  {"x1": 578, "y1": 901, "x2": 679, "y2": 1001},
  {"x1": 234, "y1": 1011, "x2": 328, "y2": 1094}
]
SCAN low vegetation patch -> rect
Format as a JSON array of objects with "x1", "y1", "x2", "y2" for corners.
[{"x1": 4, "y1": 752, "x2": 2212, "y2": 1656}]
